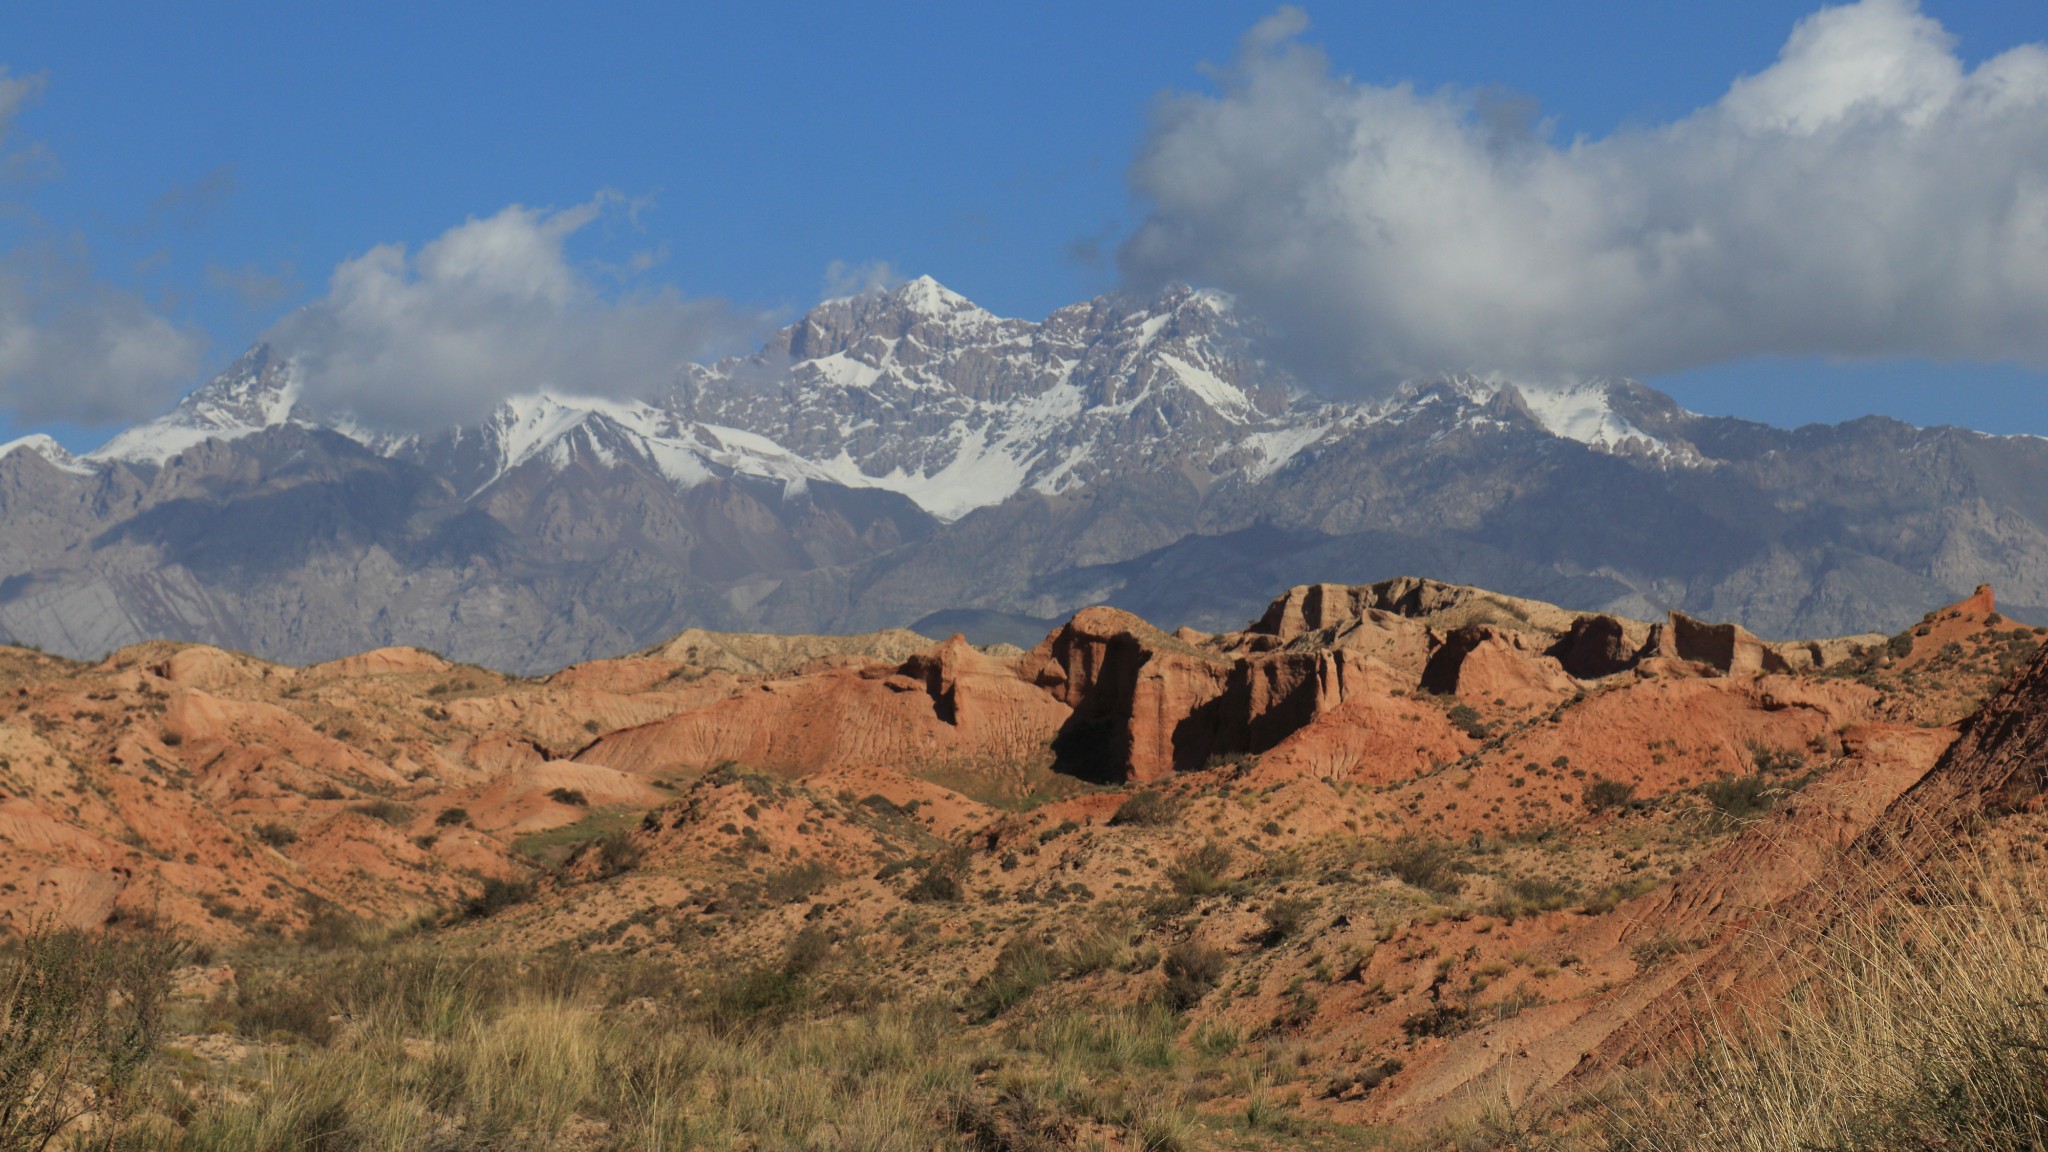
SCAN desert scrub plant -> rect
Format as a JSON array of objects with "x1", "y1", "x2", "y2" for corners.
[
  {"x1": 761, "y1": 860, "x2": 836, "y2": 904},
  {"x1": 1604, "y1": 850, "x2": 2048, "y2": 1152},
  {"x1": 1109, "y1": 788, "x2": 1181, "y2": 827},
  {"x1": 462, "y1": 875, "x2": 534, "y2": 919},
  {"x1": 1486, "y1": 875, "x2": 1578, "y2": 922},
  {"x1": 585, "y1": 830, "x2": 642, "y2": 879},
  {"x1": 972, "y1": 919, "x2": 1138, "y2": 1018},
  {"x1": 1582, "y1": 776, "x2": 1637, "y2": 813},
  {"x1": 0, "y1": 924, "x2": 182, "y2": 1151},
  {"x1": 251, "y1": 821, "x2": 297, "y2": 848},
  {"x1": 1259, "y1": 895, "x2": 1314, "y2": 946},
  {"x1": 1383, "y1": 834, "x2": 1465, "y2": 897},
  {"x1": 1745, "y1": 741, "x2": 1809, "y2": 776},
  {"x1": 347, "y1": 798, "x2": 412, "y2": 826},
  {"x1": 904, "y1": 852, "x2": 966, "y2": 903},
  {"x1": 1697, "y1": 772, "x2": 1800, "y2": 828},
  {"x1": 1165, "y1": 841, "x2": 1235, "y2": 897},
  {"x1": 973, "y1": 934, "x2": 1061, "y2": 1017},
  {"x1": 1162, "y1": 940, "x2": 1227, "y2": 1011},
  {"x1": 1445, "y1": 703, "x2": 1492, "y2": 740}
]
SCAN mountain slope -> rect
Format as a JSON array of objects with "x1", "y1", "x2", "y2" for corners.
[{"x1": 0, "y1": 277, "x2": 2044, "y2": 669}]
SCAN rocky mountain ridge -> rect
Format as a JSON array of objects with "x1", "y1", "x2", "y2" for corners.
[{"x1": 1, "y1": 276, "x2": 2044, "y2": 670}]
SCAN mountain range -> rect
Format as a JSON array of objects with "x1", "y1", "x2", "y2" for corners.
[{"x1": 2, "y1": 275, "x2": 2044, "y2": 672}]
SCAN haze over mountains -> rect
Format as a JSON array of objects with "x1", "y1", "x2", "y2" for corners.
[{"x1": 1, "y1": 275, "x2": 2044, "y2": 672}]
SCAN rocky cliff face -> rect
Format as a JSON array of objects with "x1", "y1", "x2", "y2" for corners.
[{"x1": 2, "y1": 279, "x2": 2046, "y2": 671}]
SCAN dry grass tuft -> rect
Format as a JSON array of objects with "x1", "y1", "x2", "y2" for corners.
[{"x1": 1606, "y1": 847, "x2": 2048, "y2": 1152}]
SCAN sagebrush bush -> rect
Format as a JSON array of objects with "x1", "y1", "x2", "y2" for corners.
[
  {"x1": 1166, "y1": 841, "x2": 1234, "y2": 897},
  {"x1": 0, "y1": 925, "x2": 182, "y2": 1152},
  {"x1": 1162, "y1": 940, "x2": 1226, "y2": 1011},
  {"x1": 1384, "y1": 835, "x2": 1464, "y2": 896},
  {"x1": 1110, "y1": 788, "x2": 1181, "y2": 827},
  {"x1": 1582, "y1": 777, "x2": 1637, "y2": 813}
]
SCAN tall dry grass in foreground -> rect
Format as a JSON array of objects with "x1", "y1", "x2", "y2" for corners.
[
  {"x1": 1603, "y1": 846, "x2": 2048, "y2": 1152},
  {"x1": 139, "y1": 941, "x2": 1205, "y2": 1152}
]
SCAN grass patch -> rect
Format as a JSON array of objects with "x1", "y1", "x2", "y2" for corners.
[
  {"x1": 512, "y1": 807, "x2": 640, "y2": 867},
  {"x1": 1607, "y1": 851, "x2": 2048, "y2": 1151}
]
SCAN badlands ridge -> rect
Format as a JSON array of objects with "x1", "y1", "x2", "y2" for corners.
[{"x1": 2, "y1": 575, "x2": 2044, "y2": 1126}]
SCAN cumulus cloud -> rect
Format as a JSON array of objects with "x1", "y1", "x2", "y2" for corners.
[
  {"x1": 0, "y1": 248, "x2": 207, "y2": 424},
  {"x1": 1120, "y1": 1, "x2": 2048, "y2": 390},
  {"x1": 267, "y1": 199, "x2": 769, "y2": 430},
  {"x1": 0, "y1": 69, "x2": 206, "y2": 425}
]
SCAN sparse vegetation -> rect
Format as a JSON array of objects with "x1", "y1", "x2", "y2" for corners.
[
  {"x1": 1166, "y1": 841, "x2": 1234, "y2": 897},
  {"x1": 1607, "y1": 853, "x2": 2048, "y2": 1152},
  {"x1": 251, "y1": 820, "x2": 297, "y2": 848},
  {"x1": 1384, "y1": 834, "x2": 1465, "y2": 896},
  {"x1": 348, "y1": 798, "x2": 413, "y2": 826},
  {"x1": 1162, "y1": 940, "x2": 1226, "y2": 1010},
  {"x1": 1446, "y1": 703, "x2": 1492, "y2": 739},
  {"x1": 1583, "y1": 776, "x2": 1637, "y2": 813},
  {"x1": 1110, "y1": 788, "x2": 1181, "y2": 827},
  {"x1": 0, "y1": 925, "x2": 182, "y2": 1151}
]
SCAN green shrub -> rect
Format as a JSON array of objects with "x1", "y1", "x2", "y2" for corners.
[
  {"x1": 1260, "y1": 896, "x2": 1313, "y2": 945},
  {"x1": 1384, "y1": 835, "x2": 1464, "y2": 896},
  {"x1": 463, "y1": 875, "x2": 534, "y2": 919},
  {"x1": 1583, "y1": 777, "x2": 1637, "y2": 812},
  {"x1": 0, "y1": 925, "x2": 182, "y2": 1149},
  {"x1": 349, "y1": 798, "x2": 413, "y2": 826},
  {"x1": 1446, "y1": 703, "x2": 1491, "y2": 739},
  {"x1": 434, "y1": 806, "x2": 471, "y2": 827},
  {"x1": 1747, "y1": 741, "x2": 1809, "y2": 775},
  {"x1": 1166, "y1": 841, "x2": 1234, "y2": 897},
  {"x1": 1486, "y1": 875, "x2": 1578, "y2": 921},
  {"x1": 762, "y1": 861, "x2": 835, "y2": 904},
  {"x1": 1162, "y1": 941, "x2": 1226, "y2": 1011},
  {"x1": 1110, "y1": 789, "x2": 1180, "y2": 827},
  {"x1": 905, "y1": 854, "x2": 965, "y2": 904},
  {"x1": 253, "y1": 821, "x2": 298, "y2": 848},
  {"x1": 590, "y1": 831, "x2": 642, "y2": 879},
  {"x1": 546, "y1": 787, "x2": 589, "y2": 807},
  {"x1": 976, "y1": 936, "x2": 1061, "y2": 1017}
]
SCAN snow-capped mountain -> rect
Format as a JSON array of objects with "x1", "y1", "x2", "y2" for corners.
[
  {"x1": 0, "y1": 276, "x2": 2043, "y2": 670},
  {"x1": 61, "y1": 276, "x2": 1709, "y2": 521}
]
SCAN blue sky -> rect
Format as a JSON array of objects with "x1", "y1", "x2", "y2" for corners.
[{"x1": 0, "y1": 1, "x2": 2044, "y2": 447}]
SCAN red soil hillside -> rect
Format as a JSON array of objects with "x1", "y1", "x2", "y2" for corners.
[{"x1": 3, "y1": 576, "x2": 2043, "y2": 1136}]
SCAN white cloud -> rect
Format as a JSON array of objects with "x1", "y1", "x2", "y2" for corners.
[
  {"x1": 268, "y1": 199, "x2": 770, "y2": 430},
  {"x1": 1120, "y1": 1, "x2": 2048, "y2": 390},
  {"x1": 0, "y1": 250, "x2": 207, "y2": 424},
  {"x1": 0, "y1": 70, "x2": 206, "y2": 425},
  {"x1": 822, "y1": 258, "x2": 902, "y2": 300}
]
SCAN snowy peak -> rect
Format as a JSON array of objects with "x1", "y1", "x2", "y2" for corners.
[
  {"x1": 87, "y1": 344, "x2": 301, "y2": 466},
  {"x1": 1510, "y1": 380, "x2": 1708, "y2": 466},
  {"x1": 0, "y1": 433, "x2": 94, "y2": 476},
  {"x1": 892, "y1": 274, "x2": 985, "y2": 319},
  {"x1": 48, "y1": 279, "x2": 1724, "y2": 526},
  {"x1": 1363, "y1": 375, "x2": 1709, "y2": 467}
]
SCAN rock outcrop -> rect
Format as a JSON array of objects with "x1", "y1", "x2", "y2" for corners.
[
  {"x1": 1030, "y1": 608, "x2": 1234, "y2": 781},
  {"x1": 1653, "y1": 611, "x2": 1794, "y2": 676},
  {"x1": 1546, "y1": 615, "x2": 1637, "y2": 679}
]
